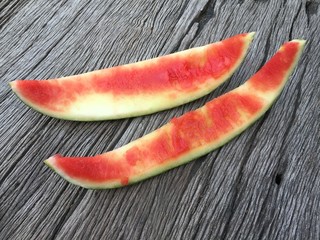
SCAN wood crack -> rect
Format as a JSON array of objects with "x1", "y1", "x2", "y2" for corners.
[
  {"x1": 160, "y1": 0, "x2": 216, "y2": 55},
  {"x1": 151, "y1": 0, "x2": 167, "y2": 32},
  {"x1": 270, "y1": 62, "x2": 307, "y2": 186},
  {"x1": 187, "y1": 0, "x2": 216, "y2": 44},
  {"x1": 289, "y1": 2, "x2": 303, "y2": 39},
  {"x1": 305, "y1": 0, "x2": 319, "y2": 26}
]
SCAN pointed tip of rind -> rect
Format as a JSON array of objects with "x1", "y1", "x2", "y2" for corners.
[
  {"x1": 44, "y1": 156, "x2": 56, "y2": 170},
  {"x1": 246, "y1": 32, "x2": 256, "y2": 41},
  {"x1": 291, "y1": 39, "x2": 306, "y2": 46},
  {"x1": 9, "y1": 81, "x2": 16, "y2": 90},
  {"x1": 248, "y1": 31, "x2": 256, "y2": 37}
]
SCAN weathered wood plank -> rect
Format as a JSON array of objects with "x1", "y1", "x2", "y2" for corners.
[{"x1": 0, "y1": 0, "x2": 319, "y2": 239}]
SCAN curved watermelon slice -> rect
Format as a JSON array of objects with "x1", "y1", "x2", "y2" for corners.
[
  {"x1": 10, "y1": 33, "x2": 254, "y2": 121},
  {"x1": 45, "y1": 40, "x2": 305, "y2": 189}
]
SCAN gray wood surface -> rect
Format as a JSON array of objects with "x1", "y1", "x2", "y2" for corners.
[{"x1": 0, "y1": 0, "x2": 319, "y2": 239}]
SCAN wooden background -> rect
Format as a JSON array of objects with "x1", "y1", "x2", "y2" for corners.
[{"x1": 0, "y1": 0, "x2": 319, "y2": 239}]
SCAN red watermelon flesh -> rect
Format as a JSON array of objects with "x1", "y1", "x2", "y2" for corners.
[
  {"x1": 45, "y1": 40, "x2": 305, "y2": 189},
  {"x1": 10, "y1": 33, "x2": 254, "y2": 121}
]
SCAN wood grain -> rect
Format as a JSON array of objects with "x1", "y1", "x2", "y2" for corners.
[{"x1": 0, "y1": 0, "x2": 319, "y2": 239}]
